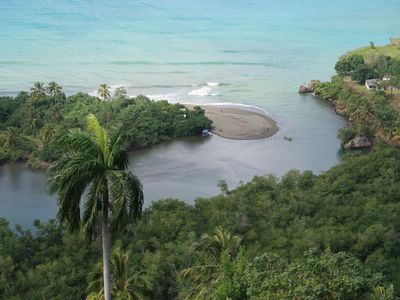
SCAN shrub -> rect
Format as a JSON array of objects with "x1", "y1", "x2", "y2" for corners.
[
  {"x1": 351, "y1": 64, "x2": 376, "y2": 83},
  {"x1": 335, "y1": 54, "x2": 365, "y2": 76}
]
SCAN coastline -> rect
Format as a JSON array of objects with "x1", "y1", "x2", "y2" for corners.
[{"x1": 185, "y1": 103, "x2": 278, "y2": 140}]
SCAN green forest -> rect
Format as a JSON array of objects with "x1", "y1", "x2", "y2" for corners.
[
  {"x1": 0, "y1": 83, "x2": 211, "y2": 168},
  {"x1": 1, "y1": 147, "x2": 399, "y2": 299}
]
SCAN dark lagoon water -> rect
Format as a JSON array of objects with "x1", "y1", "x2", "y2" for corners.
[{"x1": 1, "y1": 0, "x2": 399, "y2": 227}]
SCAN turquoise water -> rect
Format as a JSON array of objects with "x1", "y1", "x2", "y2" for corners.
[
  {"x1": 1, "y1": 0, "x2": 399, "y2": 100},
  {"x1": 1, "y1": 0, "x2": 399, "y2": 227}
]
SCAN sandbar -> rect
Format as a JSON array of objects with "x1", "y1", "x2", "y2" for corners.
[{"x1": 185, "y1": 104, "x2": 278, "y2": 140}]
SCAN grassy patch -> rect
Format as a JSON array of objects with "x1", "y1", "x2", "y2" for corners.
[
  {"x1": 346, "y1": 79, "x2": 400, "y2": 111},
  {"x1": 345, "y1": 45, "x2": 400, "y2": 63}
]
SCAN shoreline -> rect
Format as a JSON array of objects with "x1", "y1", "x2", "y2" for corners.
[
  {"x1": 185, "y1": 103, "x2": 279, "y2": 140},
  {"x1": 0, "y1": 99, "x2": 279, "y2": 170}
]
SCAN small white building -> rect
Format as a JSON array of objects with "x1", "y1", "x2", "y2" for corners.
[{"x1": 365, "y1": 79, "x2": 378, "y2": 90}]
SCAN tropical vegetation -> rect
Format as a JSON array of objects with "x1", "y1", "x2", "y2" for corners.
[
  {"x1": 314, "y1": 43, "x2": 400, "y2": 146},
  {"x1": 48, "y1": 114, "x2": 144, "y2": 299},
  {"x1": 0, "y1": 84, "x2": 211, "y2": 167},
  {"x1": 3, "y1": 45, "x2": 400, "y2": 299},
  {"x1": 1, "y1": 147, "x2": 400, "y2": 299}
]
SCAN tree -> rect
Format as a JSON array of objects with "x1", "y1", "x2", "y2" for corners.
[
  {"x1": 50, "y1": 105, "x2": 63, "y2": 123},
  {"x1": 335, "y1": 54, "x2": 364, "y2": 76},
  {"x1": 4, "y1": 127, "x2": 19, "y2": 148},
  {"x1": 350, "y1": 105, "x2": 370, "y2": 124},
  {"x1": 180, "y1": 227, "x2": 241, "y2": 299},
  {"x1": 30, "y1": 82, "x2": 46, "y2": 100},
  {"x1": 380, "y1": 79, "x2": 394, "y2": 98},
  {"x1": 370, "y1": 41, "x2": 375, "y2": 49},
  {"x1": 351, "y1": 64, "x2": 375, "y2": 84},
  {"x1": 39, "y1": 124, "x2": 55, "y2": 144},
  {"x1": 49, "y1": 114, "x2": 144, "y2": 300},
  {"x1": 114, "y1": 86, "x2": 128, "y2": 100},
  {"x1": 393, "y1": 75, "x2": 400, "y2": 89},
  {"x1": 392, "y1": 117, "x2": 400, "y2": 141},
  {"x1": 243, "y1": 249, "x2": 386, "y2": 299},
  {"x1": 217, "y1": 180, "x2": 230, "y2": 196},
  {"x1": 193, "y1": 226, "x2": 241, "y2": 261},
  {"x1": 87, "y1": 249, "x2": 152, "y2": 300},
  {"x1": 98, "y1": 84, "x2": 111, "y2": 100},
  {"x1": 46, "y1": 81, "x2": 63, "y2": 98}
]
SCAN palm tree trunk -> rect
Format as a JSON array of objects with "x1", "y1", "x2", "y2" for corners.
[{"x1": 102, "y1": 200, "x2": 112, "y2": 300}]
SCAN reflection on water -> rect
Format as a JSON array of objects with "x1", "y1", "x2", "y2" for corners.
[
  {"x1": 0, "y1": 94, "x2": 346, "y2": 228},
  {"x1": 0, "y1": 164, "x2": 56, "y2": 227}
]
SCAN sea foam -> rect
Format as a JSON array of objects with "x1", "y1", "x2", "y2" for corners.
[
  {"x1": 188, "y1": 86, "x2": 212, "y2": 96},
  {"x1": 188, "y1": 82, "x2": 222, "y2": 96},
  {"x1": 146, "y1": 93, "x2": 180, "y2": 102}
]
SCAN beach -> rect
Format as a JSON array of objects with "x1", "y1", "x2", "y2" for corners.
[{"x1": 185, "y1": 104, "x2": 278, "y2": 140}]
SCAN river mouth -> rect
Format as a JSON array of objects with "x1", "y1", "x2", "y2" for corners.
[
  {"x1": 5, "y1": 0, "x2": 395, "y2": 227},
  {"x1": 0, "y1": 93, "x2": 346, "y2": 228}
]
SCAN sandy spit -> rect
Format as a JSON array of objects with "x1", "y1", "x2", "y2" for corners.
[{"x1": 185, "y1": 104, "x2": 278, "y2": 140}]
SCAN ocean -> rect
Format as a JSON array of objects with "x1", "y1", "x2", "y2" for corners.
[
  {"x1": 1, "y1": 0, "x2": 399, "y2": 101},
  {"x1": 0, "y1": 0, "x2": 399, "y2": 226}
]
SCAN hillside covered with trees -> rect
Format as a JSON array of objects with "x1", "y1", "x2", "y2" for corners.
[
  {"x1": 311, "y1": 43, "x2": 400, "y2": 148},
  {"x1": 1, "y1": 147, "x2": 399, "y2": 299}
]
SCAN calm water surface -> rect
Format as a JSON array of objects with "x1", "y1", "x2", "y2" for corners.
[{"x1": 1, "y1": 0, "x2": 399, "y2": 226}]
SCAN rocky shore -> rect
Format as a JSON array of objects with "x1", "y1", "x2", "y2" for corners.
[{"x1": 299, "y1": 81, "x2": 372, "y2": 149}]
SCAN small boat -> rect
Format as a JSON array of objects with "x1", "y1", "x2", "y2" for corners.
[
  {"x1": 202, "y1": 129, "x2": 210, "y2": 136},
  {"x1": 284, "y1": 136, "x2": 293, "y2": 141}
]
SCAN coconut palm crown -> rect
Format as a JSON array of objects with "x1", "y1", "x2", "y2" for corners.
[
  {"x1": 40, "y1": 124, "x2": 55, "y2": 144},
  {"x1": 49, "y1": 113, "x2": 143, "y2": 235},
  {"x1": 48, "y1": 114, "x2": 143, "y2": 300},
  {"x1": 30, "y1": 81, "x2": 46, "y2": 100},
  {"x1": 194, "y1": 226, "x2": 241, "y2": 261},
  {"x1": 180, "y1": 227, "x2": 242, "y2": 299},
  {"x1": 87, "y1": 249, "x2": 152, "y2": 300},
  {"x1": 47, "y1": 81, "x2": 63, "y2": 97},
  {"x1": 98, "y1": 83, "x2": 111, "y2": 100}
]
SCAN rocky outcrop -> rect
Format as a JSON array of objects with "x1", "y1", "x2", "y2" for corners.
[
  {"x1": 332, "y1": 100, "x2": 346, "y2": 116},
  {"x1": 299, "y1": 80, "x2": 321, "y2": 94},
  {"x1": 309, "y1": 80, "x2": 321, "y2": 91},
  {"x1": 342, "y1": 136, "x2": 372, "y2": 149},
  {"x1": 298, "y1": 84, "x2": 313, "y2": 94},
  {"x1": 390, "y1": 37, "x2": 400, "y2": 47}
]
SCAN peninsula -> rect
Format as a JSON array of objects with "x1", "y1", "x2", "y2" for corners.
[
  {"x1": 0, "y1": 88, "x2": 211, "y2": 168},
  {"x1": 303, "y1": 40, "x2": 400, "y2": 149},
  {"x1": 185, "y1": 104, "x2": 278, "y2": 140}
]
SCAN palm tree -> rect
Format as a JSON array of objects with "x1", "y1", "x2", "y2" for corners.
[
  {"x1": 50, "y1": 105, "x2": 63, "y2": 122},
  {"x1": 30, "y1": 117, "x2": 38, "y2": 132},
  {"x1": 87, "y1": 249, "x2": 152, "y2": 299},
  {"x1": 48, "y1": 114, "x2": 144, "y2": 300},
  {"x1": 392, "y1": 117, "x2": 400, "y2": 142},
  {"x1": 98, "y1": 84, "x2": 111, "y2": 100},
  {"x1": 46, "y1": 81, "x2": 63, "y2": 98},
  {"x1": 180, "y1": 227, "x2": 241, "y2": 299},
  {"x1": 193, "y1": 226, "x2": 241, "y2": 261},
  {"x1": 4, "y1": 127, "x2": 19, "y2": 148},
  {"x1": 40, "y1": 124, "x2": 55, "y2": 144},
  {"x1": 30, "y1": 82, "x2": 46, "y2": 100},
  {"x1": 350, "y1": 107, "x2": 369, "y2": 124},
  {"x1": 114, "y1": 86, "x2": 127, "y2": 100}
]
